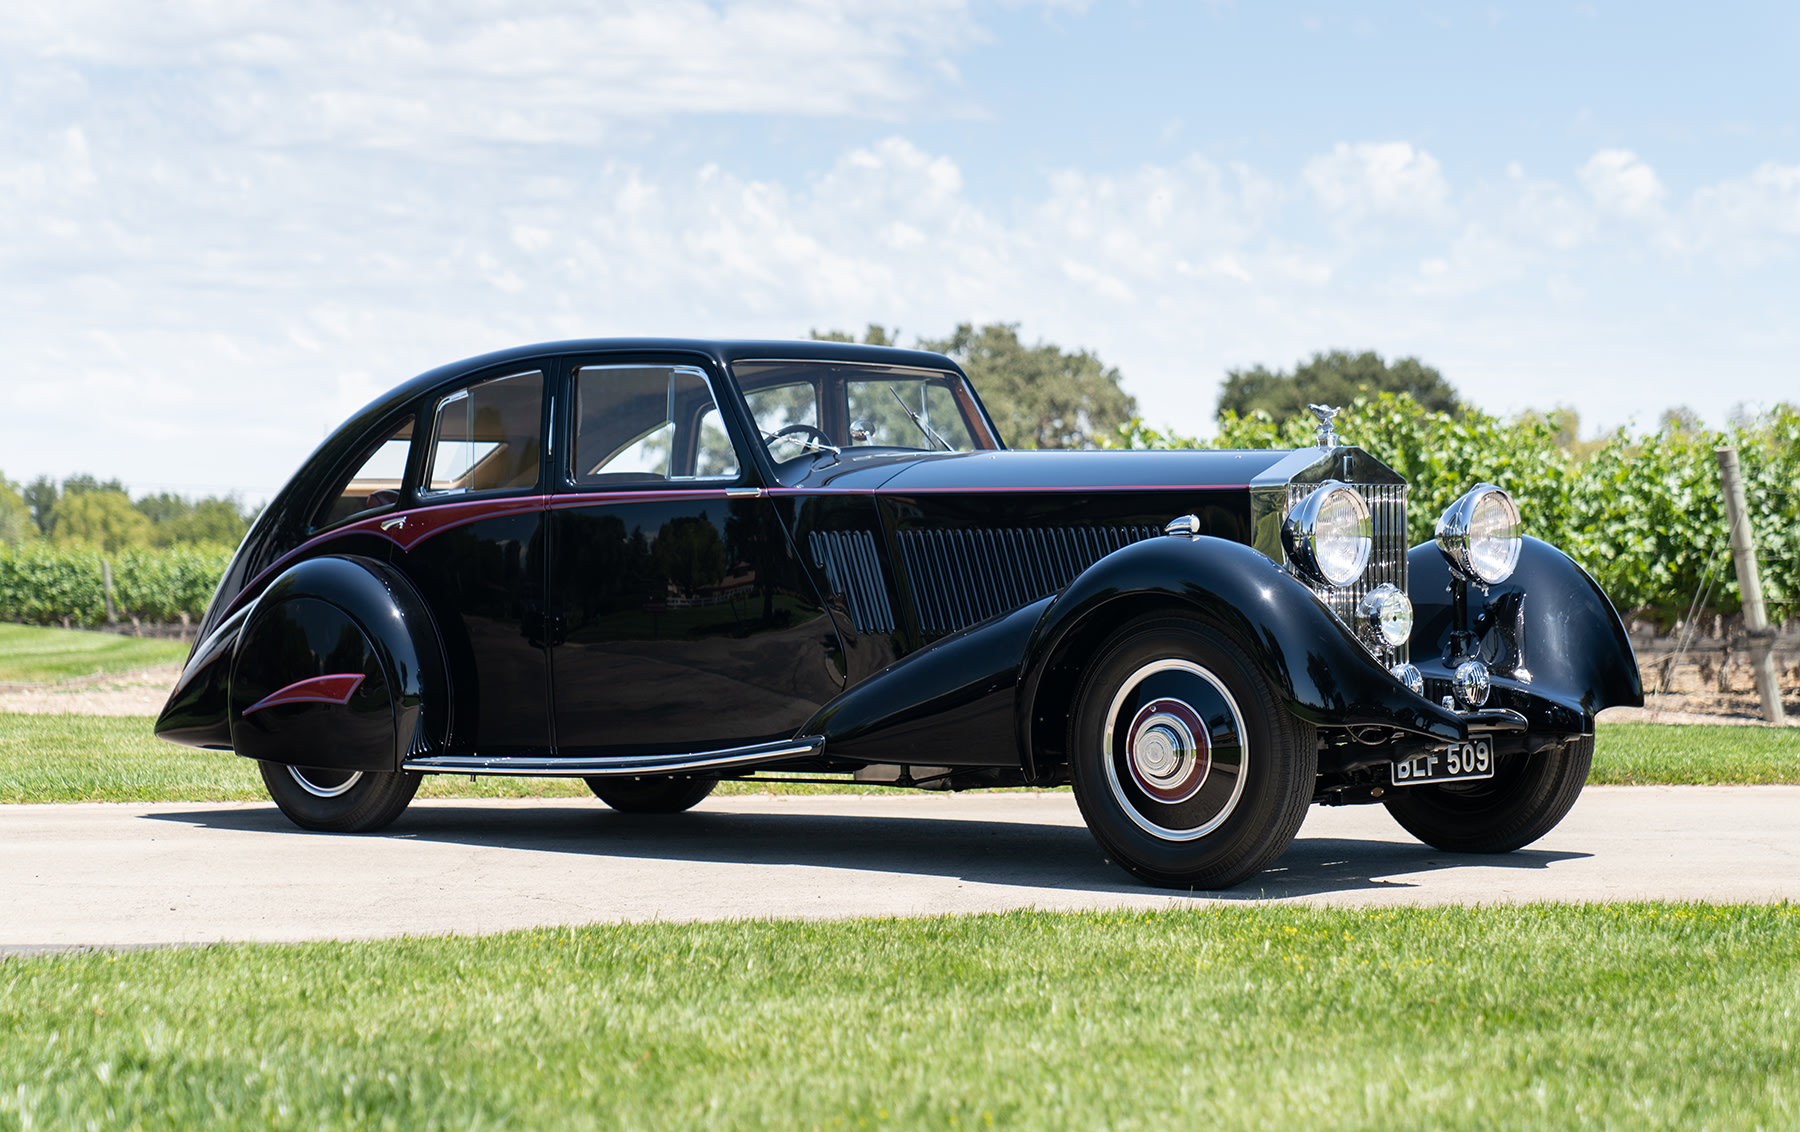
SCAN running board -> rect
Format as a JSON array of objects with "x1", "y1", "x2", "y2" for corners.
[{"x1": 402, "y1": 736, "x2": 825, "y2": 778}]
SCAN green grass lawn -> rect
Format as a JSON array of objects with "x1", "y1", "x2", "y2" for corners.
[
  {"x1": 2, "y1": 905, "x2": 1796, "y2": 1130},
  {"x1": 0, "y1": 714, "x2": 1794, "y2": 804},
  {"x1": 1590, "y1": 721, "x2": 1800, "y2": 785},
  {"x1": 0, "y1": 623, "x2": 188, "y2": 683}
]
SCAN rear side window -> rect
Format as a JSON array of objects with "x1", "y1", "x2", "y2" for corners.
[
  {"x1": 313, "y1": 418, "x2": 413, "y2": 529},
  {"x1": 425, "y1": 370, "x2": 545, "y2": 495}
]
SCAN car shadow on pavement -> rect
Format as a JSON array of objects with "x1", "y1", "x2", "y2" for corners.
[{"x1": 143, "y1": 801, "x2": 1590, "y2": 901}]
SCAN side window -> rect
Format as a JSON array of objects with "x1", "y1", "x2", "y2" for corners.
[
  {"x1": 424, "y1": 370, "x2": 544, "y2": 495},
  {"x1": 313, "y1": 418, "x2": 412, "y2": 529},
  {"x1": 571, "y1": 364, "x2": 741, "y2": 484}
]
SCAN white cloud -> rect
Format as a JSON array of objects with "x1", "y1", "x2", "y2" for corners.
[
  {"x1": 0, "y1": 1, "x2": 993, "y2": 151},
  {"x1": 1303, "y1": 142, "x2": 1453, "y2": 226},
  {"x1": 1579, "y1": 149, "x2": 1667, "y2": 222},
  {"x1": 1686, "y1": 161, "x2": 1800, "y2": 265}
]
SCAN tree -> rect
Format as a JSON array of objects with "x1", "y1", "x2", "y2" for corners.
[
  {"x1": 154, "y1": 498, "x2": 250, "y2": 547},
  {"x1": 23, "y1": 476, "x2": 58, "y2": 536},
  {"x1": 810, "y1": 324, "x2": 899, "y2": 347},
  {"x1": 917, "y1": 322, "x2": 1137, "y2": 449},
  {"x1": 134, "y1": 492, "x2": 192, "y2": 526},
  {"x1": 49, "y1": 490, "x2": 153, "y2": 552},
  {"x1": 1217, "y1": 350, "x2": 1460, "y2": 423},
  {"x1": 0, "y1": 474, "x2": 33, "y2": 546}
]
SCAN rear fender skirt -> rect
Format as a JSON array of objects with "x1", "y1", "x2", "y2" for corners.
[
  {"x1": 801, "y1": 598, "x2": 1049, "y2": 768},
  {"x1": 1017, "y1": 536, "x2": 1467, "y2": 777},
  {"x1": 205, "y1": 555, "x2": 448, "y2": 770},
  {"x1": 1408, "y1": 536, "x2": 1643, "y2": 732}
]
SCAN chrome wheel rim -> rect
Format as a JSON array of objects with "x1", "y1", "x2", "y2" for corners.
[
  {"x1": 288, "y1": 766, "x2": 363, "y2": 799},
  {"x1": 1103, "y1": 659, "x2": 1248, "y2": 841}
]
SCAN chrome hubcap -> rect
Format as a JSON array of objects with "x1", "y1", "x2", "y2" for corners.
[
  {"x1": 1124, "y1": 699, "x2": 1210, "y2": 803},
  {"x1": 1104, "y1": 659, "x2": 1248, "y2": 840},
  {"x1": 288, "y1": 766, "x2": 363, "y2": 799}
]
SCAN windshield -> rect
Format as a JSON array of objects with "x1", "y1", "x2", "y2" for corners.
[{"x1": 732, "y1": 361, "x2": 995, "y2": 464}]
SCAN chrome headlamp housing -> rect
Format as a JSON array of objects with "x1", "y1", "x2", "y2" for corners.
[
  {"x1": 1283, "y1": 480, "x2": 1372, "y2": 587},
  {"x1": 1435, "y1": 483, "x2": 1523, "y2": 584}
]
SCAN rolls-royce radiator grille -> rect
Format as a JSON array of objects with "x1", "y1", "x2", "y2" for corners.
[
  {"x1": 808, "y1": 530, "x2": 897, "y2": 635},
  {"x1": 1286, "y1": 481, "x2": 1409, "y2": 663},
  {"x1": 899, "y1": 525, "x2": 1160, "y2": 637}
]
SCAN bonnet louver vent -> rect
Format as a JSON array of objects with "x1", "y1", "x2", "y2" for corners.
[
  {"x1": 809, "y1": 530, "x2": 897, "y2": 636},
  {"x1": 900, "y1": 525, "x2": 1159, "y2": 636}
]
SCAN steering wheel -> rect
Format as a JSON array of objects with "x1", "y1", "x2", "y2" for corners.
[{"x1": 766, "y1": 423, "x2": 836, "y2": 450}]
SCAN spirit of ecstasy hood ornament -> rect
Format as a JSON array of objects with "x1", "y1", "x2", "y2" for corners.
[{"x1": 1308, "y1": 403, "x2": 1341, "y2": 449}]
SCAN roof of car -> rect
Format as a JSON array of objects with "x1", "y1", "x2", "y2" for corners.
[{"x1": 405, "y1": 337, "x2": 960, "y2": 398}]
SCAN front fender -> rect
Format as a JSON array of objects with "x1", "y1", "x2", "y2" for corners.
[
  {"x1": 1017, "y1": 536, "x2": 1466, "y2": 775},
  {"x1": 1408, "y1": 536, "x2": 1642, "y2": 733}
]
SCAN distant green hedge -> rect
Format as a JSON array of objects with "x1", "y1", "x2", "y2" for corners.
[
  {"x1": 0, "y1": 544, "x2": 232, "y2": 627},
  {"x1": 1111, "y1": 396, "x2": 1800, "y2": 621}
]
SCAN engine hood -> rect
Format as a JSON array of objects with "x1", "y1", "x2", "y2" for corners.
[{"x1": 786, "y1": 447, "x2": 1299, "y2": 493}]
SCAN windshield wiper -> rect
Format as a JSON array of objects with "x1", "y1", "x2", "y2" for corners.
[{"x1": 888, "y1": 387, "x2": 953, "y2": 452}]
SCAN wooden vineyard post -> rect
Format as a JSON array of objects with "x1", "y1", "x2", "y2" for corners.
[{"x1": 1715, "y1": 446, "x2": 1787, "y2": 725}]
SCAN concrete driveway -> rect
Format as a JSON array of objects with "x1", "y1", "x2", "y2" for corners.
[{"x1": 3, "y1": 786, "x2": 1796, "y2": 951}]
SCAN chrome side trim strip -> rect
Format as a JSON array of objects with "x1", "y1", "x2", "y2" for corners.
[{"x1": 402, "y1": 736, "x2": 825, "y2": 777}]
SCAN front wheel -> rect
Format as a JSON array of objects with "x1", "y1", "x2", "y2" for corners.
[
  {"x1": 259, "y1": 762, "x2": 421, "y2": 832},
  {"x1": 1068, "y1": 616, "x2": 1317, "y2": 889},
  {"x1": 1383, "y1": 735, "x2": 1593, "y2": 852},
  {"x1": 584, "y1": 775, "x2": 718, "y2": 814}
]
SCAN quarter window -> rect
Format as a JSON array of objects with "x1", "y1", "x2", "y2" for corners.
[
  {"x1": 425, "y1": 370, "x2": 545, "y2": 495},
  {"x1": 313, "y1": 419, "x2": 413, "y2": 529},
  {"x1": 571, "y1": 364, "x2": 740, "y2": 484}
]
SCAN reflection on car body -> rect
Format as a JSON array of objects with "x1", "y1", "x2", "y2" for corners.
[{"x1": 156, "y1": 338, "x2": 1641, "y2": 887}]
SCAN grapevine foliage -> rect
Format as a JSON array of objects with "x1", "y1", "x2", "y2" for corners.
[
  {"x1": 0, "y1": 544, "x2": 233, "y2": 627},
  {"x1": 1109, "y1": 396, "x2": 1800, "y2": 621}
]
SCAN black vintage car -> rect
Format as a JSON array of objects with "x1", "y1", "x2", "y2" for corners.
[{"x1": 156, "y1": 338, "x2": 1642, "y2": 887}]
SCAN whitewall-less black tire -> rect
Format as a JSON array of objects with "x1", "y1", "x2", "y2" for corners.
[
  {"x1": 1383, "y1": 735, "x2": 1593, "y2": 853},
  {"x1": 258, "y1": 762, "x2": 421, "y2": 832},
  {"x1": 1069, "y1": 615, "x2": 1317, "y2": 889},
  {"x1": 584, "y1": 775, "x2": 718, "y2": 814}
]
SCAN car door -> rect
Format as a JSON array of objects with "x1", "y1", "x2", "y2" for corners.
[
  {"x1": 546, "y1": 356, "x2": 843, "y2": 756},
  {"x1": 392, "y1": 365, "x2": 553, "y2": 755}
]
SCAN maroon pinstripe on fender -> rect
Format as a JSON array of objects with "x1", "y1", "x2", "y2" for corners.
[{"x1": 243, "y1": 674, "x2": 366, "y2": 715}]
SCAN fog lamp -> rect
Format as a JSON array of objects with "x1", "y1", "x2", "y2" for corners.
[
  {"x1": 1452, "y1": 659, "x2": 1491, "y2": 709},
  {"x1": 1358, "y1": 583, "x2": 1414, "y2": 649},
  {"x1": 1389, "y1": 662, "x2": 1424, "y2": 695}
]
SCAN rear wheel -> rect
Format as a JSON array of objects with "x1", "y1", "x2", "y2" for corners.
[
  {"x1": 259, "y1": 761, "x2": 421, "y2": 832},
  {"x1": 584, "y1": 775, "x2": 718, "y2": 814},
  {"x1": 1068, "y1": 616, "x2": 1316, "y2": 889},
  {"x1": 1383, "y1": 735, "x2": 1592, "y2": 852}
]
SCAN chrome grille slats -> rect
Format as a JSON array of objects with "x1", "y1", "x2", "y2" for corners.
[
  {"x1": 899, "y1": 525, "x2": 1160, "y2": 637},
  {"x1": 1284, "y1": 480, "x2": 1409, "y2": 664},
  {"x1": 809, "y1": 530, "x2": 897, "y2": 635}
]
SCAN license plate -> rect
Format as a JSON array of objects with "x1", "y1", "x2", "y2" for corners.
[{"x1": 1391, "y1": 739, "x2": 1494, "y2": 786}]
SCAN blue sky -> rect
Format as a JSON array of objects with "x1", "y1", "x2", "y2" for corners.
[{"x1": 3, "y1": 1, "x2": 1796, "y2": 500}]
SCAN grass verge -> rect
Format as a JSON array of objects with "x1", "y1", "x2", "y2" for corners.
[
  {"x1": 0, "y1": 623, "x2": 187, "y2": 684},
  {"x1": 1, "y1": 715, "x2": 1795, "y2": 804},
  {"x1": 1588, "y1": 722, "x2": 1800, "y2": 785},
  {"x1": 3, "y1": 905, "x2": 1796, "y2": 1130}
]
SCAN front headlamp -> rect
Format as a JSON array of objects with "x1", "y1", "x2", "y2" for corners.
[
  {"x1": 1283, "y1": 480, "x2": 1372, "y2": 587},
  {"x1": 1435, "y1": 484, "x2": 1522, "y2": 584}
]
